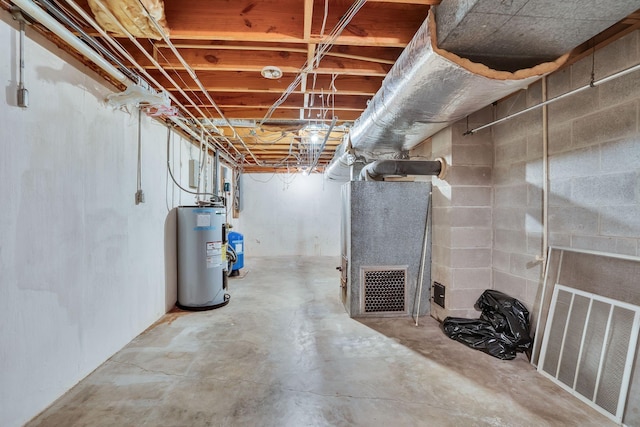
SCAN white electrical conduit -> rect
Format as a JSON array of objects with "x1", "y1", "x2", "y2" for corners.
[
  {"x1": 11, "y1": 0, "x2": 128, "y2": 84},
  {"x1": 18, "y1": 0, "x2": 235, "y2": 166},
  {"x1": 62, "y1": 2, "x2": 237, "y2": 165},
  {"x1": 541, "y1": 76, "x2": 549, "y2": 273},
  {"x1": 132, "y1": 0, "x2": 263, "y2": 165},
  {"x1": 465, "y1": 61, "x2": 640, "y2": 135},
  {"x1": 63, "y1": 0, "x2": 238, "y2": 164},
  {"x1": 17, "y1": 13, "x2": 28, "y2": 107},
  {"x1": 38, "y1": 0, "x2": 138, "y2": 82}
]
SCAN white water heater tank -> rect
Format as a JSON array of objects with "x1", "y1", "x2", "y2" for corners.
[{"x1": 177, "y1": 206, "x2": 228, "y2": 310}]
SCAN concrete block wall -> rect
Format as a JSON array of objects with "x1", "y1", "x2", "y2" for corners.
[
  {"x1": 491, "y1": 81, "x2": 546, "y2": 308},
  {"x1": 490, "y1": 30, "x2": 640, "y2": 313},
  {"x1": 427, "y1": 108, "x2": 494, "y2": 320},
  {"x1": 422, "y1": 30, "x2": 640, "y2": 320}
]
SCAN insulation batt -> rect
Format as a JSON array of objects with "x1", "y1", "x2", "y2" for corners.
[{"x1": 88, "y1": 0, "x2": 170, "y2": 40}]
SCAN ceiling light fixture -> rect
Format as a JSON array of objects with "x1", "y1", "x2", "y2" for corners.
[{"x1": 261, "y1": 66, "x2": 283, "y2": 80}]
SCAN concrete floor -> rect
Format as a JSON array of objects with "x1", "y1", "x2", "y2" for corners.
[{"x1": 28, "y1": 257, "x2": 615, "y2": 427}]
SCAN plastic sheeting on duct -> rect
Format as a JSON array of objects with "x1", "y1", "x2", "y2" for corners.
[
  {"x1": 88, "y1": 0, "x2": 170, "y2": 40},
  {"x1": 348, "y1": 12, "x2": 566, "y2": 160}
]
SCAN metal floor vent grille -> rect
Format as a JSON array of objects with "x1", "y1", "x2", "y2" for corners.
[
  {"x1": 362, "y1": 267, "x2": 407, "y2": 314},
  {"x1": 539, "y1": 285, "x2": 640, "y2": 423}
]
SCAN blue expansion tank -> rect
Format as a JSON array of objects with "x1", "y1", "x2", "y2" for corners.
[{"x1": 228, "y1": 231, "x2": 244, "y2": 272}]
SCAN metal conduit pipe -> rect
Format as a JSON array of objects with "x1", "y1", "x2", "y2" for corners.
[
  {"x1": 13, "y1": 0, "x2": 239, "y2": 170},
  {"x1": 465, "y1": 61, "x2": 640, "y2": 135},
  {"x1": 64, "y1": 0, "x2": 238, "y2": 164},
  {"x1": 78, "y1": 0, "x2": 238, "y2": 161},
  {"x1": 15, "y1": 0, "x2": 228, "y2": 164},
  {"x1": 359, "y1": 158, "x2": 446, "y2": 181},
  {"x1": 38, "y1": 0, "x2": 137, "y2": 82},
  {"x1": 11, "y1": 0, "x2": 128, "y2": 85}
]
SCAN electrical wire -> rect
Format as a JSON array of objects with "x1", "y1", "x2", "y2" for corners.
[
  {"x1": 259, "y1": 0, "x2": 368, "y2": 125},
  {"x1": 319, "y1": 0, "x2": 329, "y2": 40},
  {"x1": 136, "y1": 108, "x2": 142, "y2": 193},
  {"x1": 166, "y1": 125, "x2": 215, "y2": 197},
  {"x1": 63, "y1": 0, "x2": 238, "y2": 164},
  {"x1": 165, "y1": 126, "x2": 172, "y2": 212},
  {"x1": 246, "y1": 173, "x2": 278, "y2": 183},
  {"x1": 133, "y1": 0, "x2": 263, "y2": 165}
]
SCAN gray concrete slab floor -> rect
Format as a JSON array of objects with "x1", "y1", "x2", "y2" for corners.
[{"x1": 27, "y1": 257, "x2": 615, "y2": 427}]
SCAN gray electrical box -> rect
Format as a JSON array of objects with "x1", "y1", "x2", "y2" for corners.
[{"x1": 188, "y1": 159, "x2": 199, "y2": 188}]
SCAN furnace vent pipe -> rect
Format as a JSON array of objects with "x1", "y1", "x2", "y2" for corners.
[{"x1": 359, "y1": 158, "x2": 445, "y2": 181}]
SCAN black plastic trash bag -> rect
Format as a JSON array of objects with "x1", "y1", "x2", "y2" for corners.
[{"x1": 442, "y1": 290, "x2": 532, "y2": 360}]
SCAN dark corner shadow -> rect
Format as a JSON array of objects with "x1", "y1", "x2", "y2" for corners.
[{"x1": 164, "y1": 208, "x2": 178, "y2": 312}]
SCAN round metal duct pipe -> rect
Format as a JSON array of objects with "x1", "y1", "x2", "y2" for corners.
[{"x1": 359, "y1": 158, "x2": 446, "y2": 181}]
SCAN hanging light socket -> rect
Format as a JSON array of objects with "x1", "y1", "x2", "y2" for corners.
[{"x1": 261, "y1": 66, "x2": 283, "y2": 80}]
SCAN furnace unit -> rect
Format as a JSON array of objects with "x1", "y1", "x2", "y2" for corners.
[{"x1": 340, "y1": 181, "x2": 431, "y2": 318}]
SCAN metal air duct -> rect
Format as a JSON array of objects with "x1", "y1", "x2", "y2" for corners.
[
  {"x1": 328, "y1": 2, "x2": 640, "y2": 181},
  {"x1": 348, "y1": 11, "x2": 565, "y2": 158},
  {"x1": 359, "y1": 159, "x2": 445, "y2": 181}
]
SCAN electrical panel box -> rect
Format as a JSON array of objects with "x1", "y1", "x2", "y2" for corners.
[{"x1": 189, "y1": 159, "x2": 199, "y2": 188}]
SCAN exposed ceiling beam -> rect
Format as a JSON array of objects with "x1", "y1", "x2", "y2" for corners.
[{"x1": 152, "y1": 71, "x2": 382, "y2": 95}]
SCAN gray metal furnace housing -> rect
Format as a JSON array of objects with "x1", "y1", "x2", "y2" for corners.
[
  {"x1": 177, "y1": 206, "x2": 229, "y2": 310},
  {"x1": 340, "y1": 181, "x2": 431, "y2": 317}
]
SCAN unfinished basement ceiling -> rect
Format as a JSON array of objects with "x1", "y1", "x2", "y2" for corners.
[{"x1": 3, "y1": 0, "x2": 640, "y2": 173}]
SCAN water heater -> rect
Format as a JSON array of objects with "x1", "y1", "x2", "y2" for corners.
[{"x1": 177, "y1": 205, "x2": 229, "y2": 310}]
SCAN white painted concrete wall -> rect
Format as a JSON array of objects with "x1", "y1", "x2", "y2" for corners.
[
  {"x1": 0, "y1": 15, "x2": 196, "y2": 426},
  {"x1": 233, "y1": 174, "x2": 342, "y2": 256}
]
